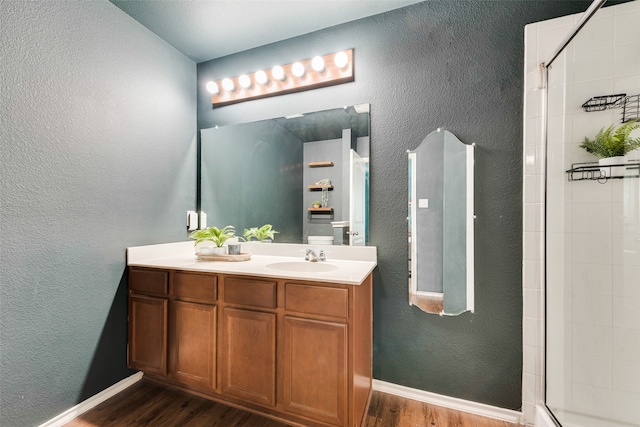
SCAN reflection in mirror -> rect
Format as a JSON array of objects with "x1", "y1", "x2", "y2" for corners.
[
  {"x1": 408, "y1": 129, "x2": 474, "y2": 315},
  {"x1": 200, "y1": 104, "x2": 370, "y2": 245}
]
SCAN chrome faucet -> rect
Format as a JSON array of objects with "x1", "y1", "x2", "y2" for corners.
[
  {"x1": 305, "y1": 249, "x2": 326, "y2": 262},
  {"x1": 305, "y1": 249, "x2": 318, "y2": 262}
]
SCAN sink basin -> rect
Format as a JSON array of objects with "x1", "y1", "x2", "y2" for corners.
[{"x1": 265, "y1": 261, "x2": 339, "y2": 273}]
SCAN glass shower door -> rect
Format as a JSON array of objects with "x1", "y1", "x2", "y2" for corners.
[{"x1": 544, "y1": 1, "x2": 640, "y2": 425}]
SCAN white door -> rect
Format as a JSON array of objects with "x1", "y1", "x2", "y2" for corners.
[{"x1": 349, "y1": 149, "x2": 367, "y2": 246}]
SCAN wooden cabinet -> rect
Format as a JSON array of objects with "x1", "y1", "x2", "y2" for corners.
[
  {"x1": 283, "y1": 316, "x2": 347, "y2": 425},
  {"x1": 224, "y1": 276, "x2": 276, "y2": 309},
  {"x1": 129, "y1": 268, "x2": 168, "y2": 295},
  {"x1": 284, "y1": 283, "x2": 349, "y2": 319},
  {"x1": 128, "y1": 269, "x2": 168, "y2": 375},
  {"x1": 128, "y1": 267, "x2": 372, "y2": 427},
  {"x1": 128, "y1": 294, "x2": 167, "y2": 375},
  {"x1": 129, "y1": 269, "x2": 217, "y2": 388},
  {"x1": 222, "y1": 308, "x2": 276, "y2": 406},
  {"x1": 221, "y1": 276, "x2": 277, "y2": 407},
  {"x1": 169, "y1": 272, "x2": 217, "y2": 390},
  {"x1": 282, "y1": 282, "x2": 352, "y2": 426},
  {"x1": 170, "y1": 300, "x2": 216, "y2": 389}
]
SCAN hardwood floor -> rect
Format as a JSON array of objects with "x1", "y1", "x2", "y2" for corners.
[
  {"x1": 64, "y1": 379, "x2": 520, "y2": 427},
  {"x1": 364, "y1": 392, "x2": 518, "y2": 427}
]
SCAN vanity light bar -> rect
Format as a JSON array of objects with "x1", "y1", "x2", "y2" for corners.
[{"x1": 208, "y1": 49, "x2": 354, "y2": 107}]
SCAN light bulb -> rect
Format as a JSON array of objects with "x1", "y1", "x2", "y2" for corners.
[
  {"x1": 255, "y1": 70, "x2": 268, "y2": 85},
  {"x1": 206, "y1": 81, "x2": 219, "y2": 94},
  {"x1": 311, "y1": 56, "x2": 325, "y2": 72},
  {"x1": 238, "y1": 74, "x2": 252, "y2": 89},
  {"x1": 292, "y1": 62, "x2": 305, "y2": 77},
  {"x1": 334, "y1": 51, "x2": 348, "y2": 69},
  {"x1": 221, "y1": 78, "x2": 235, "y2": 92},
  {"x1": 272, "y1": 65, "x2": 285, "y2": 81}
]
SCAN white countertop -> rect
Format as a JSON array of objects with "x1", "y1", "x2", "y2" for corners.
[{"x1": 127, "y1": 241, "x2": 377, "y2": 285}]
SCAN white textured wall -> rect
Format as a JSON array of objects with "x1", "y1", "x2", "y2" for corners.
[{"x1": 0, "y1": 1, "x2": 196, "y2": 425}]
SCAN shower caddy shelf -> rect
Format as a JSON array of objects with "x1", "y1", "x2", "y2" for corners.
[
  {"x1": 581, "y1": 93, "x2": 640, "y2": 123},
  {"x1": 566, "y1": 160, "x2": 640, "y2": 182}
]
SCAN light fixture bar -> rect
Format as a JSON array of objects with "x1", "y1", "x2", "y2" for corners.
[{"x1": 209, "y1": 49, "x2": 354, "y2": 107}]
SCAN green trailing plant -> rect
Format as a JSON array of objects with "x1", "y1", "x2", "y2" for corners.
[
  {"x1": 242, "y1": 224, "x2": 279, "y2": 242},
  {"x1": 580, "y1": 119, "x2": 640, "y2": 159},
  {"x1": 188, "y1": 225, "x2": 235, "y2": 247}
]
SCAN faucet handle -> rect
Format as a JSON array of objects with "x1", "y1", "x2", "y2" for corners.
[
  {"x1": 318, "y1": 250, "x2": 326, "y2": 262},
  {"x1": 305, "y1": 248, "x2": 319, "y2": 261}
]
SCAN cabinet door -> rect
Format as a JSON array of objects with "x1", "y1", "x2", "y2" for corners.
[
  {"x1": 128, "y1": 294, "x2": 167, "y2": 375},
  {"x1": 170, "y1": 300, "x2": 216, "y2": 390},
  {"x1": 283, "y1": 316, "x2": 347, "y2": 426},
  {"x1": 222, "y1": 308, "x2": 276, "y2": 407}
]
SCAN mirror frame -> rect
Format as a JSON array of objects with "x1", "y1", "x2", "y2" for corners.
[{"x1": 408, "y1": 128, "x2": 474, "y2": 315}]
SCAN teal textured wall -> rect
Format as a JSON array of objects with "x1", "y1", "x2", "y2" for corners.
[
  {"x1": 0, "y1": 1, "x2": 611, "y2": 425},
  {"x1": 0, "y1": 1, "x2": 196, "y2": 425},
  {"x1": 197, "y1": 1, "x2": 595, "y2": 410}
]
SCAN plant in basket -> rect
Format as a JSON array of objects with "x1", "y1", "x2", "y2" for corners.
[
  {"x1": 189, "y1": 225, "x2": 235, "y2": 255},
  {"x1": 580, "y1": 119, "x2": 640, "y2": 177}
]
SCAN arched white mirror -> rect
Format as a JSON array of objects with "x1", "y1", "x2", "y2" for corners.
[{"x1": 408, "y1": 129, "x2": 474, "y2": 315}]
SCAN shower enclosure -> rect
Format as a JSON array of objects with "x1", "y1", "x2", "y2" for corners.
[{"x1": 523, "y1": 0, "x2": 640, "y2": 426}]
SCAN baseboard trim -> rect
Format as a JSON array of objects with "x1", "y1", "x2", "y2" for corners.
[
  {"x1": 372, "y1": 379, "x2": 522, "y2": 424},
  {"x1": 39, "y1": 374, "x2": 521, "y2": 426},
  {"x1": 39, "y1": 371, "x2": 144, "y2": 427}
]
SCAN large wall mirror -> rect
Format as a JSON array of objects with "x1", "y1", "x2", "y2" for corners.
[
  {"x1": 408, "y1": 129, "x2": 474, "y2": 315},
  {"x1": 200, "y1": 104, "x2": 370, "y2": 245}
]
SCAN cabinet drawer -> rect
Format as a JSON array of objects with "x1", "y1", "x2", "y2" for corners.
[
  {"x1": 173, "y1": 272, "x2": 217, "y2": 303},
  {"x1": 224, "y1": 277, "x2": 277, "y2": 309},
  {"x1": 129, "y1": 268, "x2": 168, "y2": 295},
  {"x1": 285, "y1": 283, "x2": 348, "y2": 319}
]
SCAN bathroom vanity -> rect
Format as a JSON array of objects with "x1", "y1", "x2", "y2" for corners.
[{"x1": 127, "y1": 242, "x2": 376, "y2": 427}]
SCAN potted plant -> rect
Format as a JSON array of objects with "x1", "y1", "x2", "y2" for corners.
[
  {"x1": 580, "y1": 119, "x2": 640, "y2": 177},
  {"x1": 312, "y1": 201, "x2": 321, "y2": 208},
  {"x1": 243, "y1": 224, "x2": 279, "y2": 243},
  {"x1": 189, "y1": 225, "x2": 235, "y2": 255}
]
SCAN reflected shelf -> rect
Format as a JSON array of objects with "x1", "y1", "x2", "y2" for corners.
[
  {"x1": 308, "y1": 161, "x2": 334, "y2": 168},
  {"x1": 308, "y1": 185, "x2": 334, "y2": 191},
  {"x1": 308, "y1": 207, "x2": 334, "y2": 220}
]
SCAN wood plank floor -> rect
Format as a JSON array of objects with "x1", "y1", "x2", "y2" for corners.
[{"x1": 64, "y1": 379, "x2": 520, "y2": 427}]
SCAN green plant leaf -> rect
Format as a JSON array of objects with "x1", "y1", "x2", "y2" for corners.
[
  {"x1": 580, "y1": 119, "x2": 640, "y2": 158},
  {"x1": 188, "y1": 225, "x2": 235, "y2": 246},
  {"x1": 241, "y1": 224, "x2": 279, "y2": 241},
  {"x1": 242, "y1": 227, "x2": 258, "y2": 242}
]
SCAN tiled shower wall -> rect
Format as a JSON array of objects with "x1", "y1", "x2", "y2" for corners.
[{"x1": 522, "y1": 1, "x2": 640, "y2": 425}]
